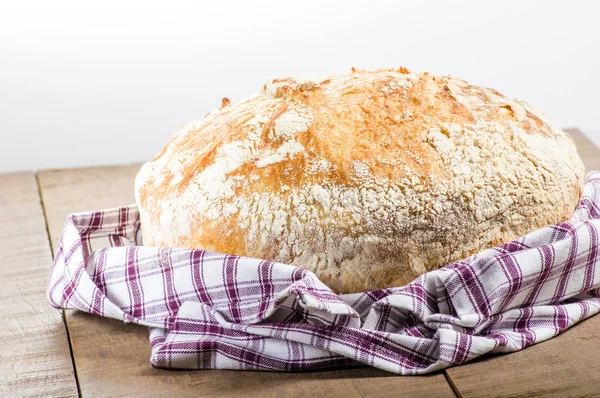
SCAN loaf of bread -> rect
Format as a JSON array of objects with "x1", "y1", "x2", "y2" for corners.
[{"x1": 135, "y1": 68, "x2": 585, "y2": 293}]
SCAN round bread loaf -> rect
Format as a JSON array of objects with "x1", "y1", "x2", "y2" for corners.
[{"x1": 135, "y1": 68, "x2": 585, "y2": 293}]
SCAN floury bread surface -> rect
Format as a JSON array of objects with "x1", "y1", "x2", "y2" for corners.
[{"x1": 135, "y1": 68, "x2": 585, "y2": 293}]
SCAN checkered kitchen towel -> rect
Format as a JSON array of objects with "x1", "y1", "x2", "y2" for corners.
[{"x1": 47, "y1": 172, "x2": 600, "y2": 375}]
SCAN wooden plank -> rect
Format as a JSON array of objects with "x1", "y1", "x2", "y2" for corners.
[
  {"x1": 446, "y1": 316, "x2": 600, "y2": 397},
  {"x1": 567, "y1": 128, "x2": 600, "y2": 171},
  {"x1": 0, "y1": 172, "x2": 78, "y2": 397},
  {"x1": 445, "y1": 128, "x2": 600, "y2": 398},
  {"x1": 39, "y1": 164, "x2": 144, "y2": 247},
  {"x1": 37, "y1": 165, "x2": 456, "y2": 397}
]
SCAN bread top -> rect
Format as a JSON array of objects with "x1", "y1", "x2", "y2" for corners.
[{"x1": 135, "y1": 68, "x2": 585, "y2": 292}]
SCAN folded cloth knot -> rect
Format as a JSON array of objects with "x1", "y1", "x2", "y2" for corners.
[{"x1": 47, "y1": 173, "x2": 600, "y2": 375}]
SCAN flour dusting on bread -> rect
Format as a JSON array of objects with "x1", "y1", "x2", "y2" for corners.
[{"x1": 135, "y1": 68, "x2": 585, "y2": 293}]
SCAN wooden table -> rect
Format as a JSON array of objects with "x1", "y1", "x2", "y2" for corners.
[{"x1": 2, "y1": 129, "x2": 599, "y2": 397}]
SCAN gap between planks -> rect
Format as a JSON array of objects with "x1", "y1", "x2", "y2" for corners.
[
  {"x1": 0, "y1": 172, "x2": 78, "y2": 397},
  {"x1": 35, "y1": 172, "x2": 83, "y2": 398}
]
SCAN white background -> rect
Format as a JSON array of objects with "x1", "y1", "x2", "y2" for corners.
[{"x1": 1, "y1": 0, "x2": 599, "y2": 173}]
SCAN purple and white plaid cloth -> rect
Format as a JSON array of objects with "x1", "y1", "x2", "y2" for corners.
[{"x1": 47, "y1": 173, "x2": 600, "y2": 375}]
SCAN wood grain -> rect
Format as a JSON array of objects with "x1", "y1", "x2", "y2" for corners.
[
  {"x1": 37, "y1": 165, "x2": 456, "y2": 397},
  {"x1": 446, "y1": 316, "x2": 600, "y2": 398},
  {"x1": 0, "y1": 172, "x2": 78, "y2": 396},
  {"x1": 567, "y1": 128, "x2": 600, "y2": 171},
  {"x1": 444, "y1": 128, "x2": 600, "y2": 398}
]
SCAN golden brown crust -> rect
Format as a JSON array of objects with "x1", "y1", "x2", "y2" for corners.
[{"x1": 135, "y1": 68, "x2": 585, "y2": 293}]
